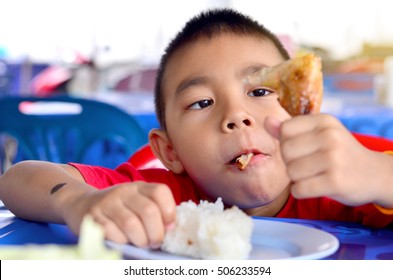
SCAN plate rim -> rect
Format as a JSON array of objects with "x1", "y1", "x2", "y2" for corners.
[
  {"x1": 249, "y1": 218, "x2": 339, "y2": 260},
  {"x1": 106, "y1": 218, "x2": 339, "y2": 260}
]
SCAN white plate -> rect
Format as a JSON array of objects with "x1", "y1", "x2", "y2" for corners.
[{"x1": 106, "y1": 219, "x2": 339, "y2": 260}]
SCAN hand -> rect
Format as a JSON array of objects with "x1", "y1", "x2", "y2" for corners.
[
  {"x1": 265, "y1": 114, "x2": 389, "y2": 206},
  {"x1": 64, "y1": 182, "x2": 176, "y2": 248}
]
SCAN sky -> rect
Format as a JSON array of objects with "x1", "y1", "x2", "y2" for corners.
[{"x1": 0, "y1": 0, "x2": 392, "y2": 64}]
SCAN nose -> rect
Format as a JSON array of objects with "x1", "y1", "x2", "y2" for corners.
[{"x1": 221, "y1": 104, "x2": 255, "y2": 132}]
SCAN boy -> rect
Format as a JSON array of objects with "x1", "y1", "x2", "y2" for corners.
[{"x1": 1, "y1": 9, "x2": 393, "y2": 249}]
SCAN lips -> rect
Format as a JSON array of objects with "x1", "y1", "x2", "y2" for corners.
[{"x1": 228, "y1": 149, "x2": 262, "y2": 165}]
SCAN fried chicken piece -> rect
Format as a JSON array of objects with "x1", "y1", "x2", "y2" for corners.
[{"x1": 246, "y1": 53, "x2": 323, "y2": 116}]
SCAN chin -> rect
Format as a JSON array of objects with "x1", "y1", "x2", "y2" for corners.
[
  {"x1": 198, "y1": 176, "x2": 286, "y2": 207},
  {"x1": 219, "y1": 192, "x2": 272, "y2": 210}
]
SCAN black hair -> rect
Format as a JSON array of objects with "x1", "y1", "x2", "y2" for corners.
[{"x1": 154, "y1": 8, "x2": 290, "y2": 130}]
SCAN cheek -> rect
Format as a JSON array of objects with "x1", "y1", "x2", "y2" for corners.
[
  {"x1": 168, "y1": 128, "x2": 219, "y2": 179},
  {"x1": 167, "y1": 123, "x2": 212, "y2": 165}
]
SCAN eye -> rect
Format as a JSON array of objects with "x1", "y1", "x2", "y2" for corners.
[
  {"x1": 188, "y1": 99, "x2": 214, "y2": 110},
  {"x1": 247, "y1": 88, "x2": 273, "y2": 97}
]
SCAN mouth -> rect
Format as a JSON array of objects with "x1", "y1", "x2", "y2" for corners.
[{"x1": 228, "y1": 149, "x2": 264, "y2": 169}]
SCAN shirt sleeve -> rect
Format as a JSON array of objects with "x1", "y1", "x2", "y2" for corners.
[
  {"x1": 68, "y1": 162, "x2": 201, "y2": 205},
  {"x1": 68, "y1": 162, "x2": 144, "y2": 189}
]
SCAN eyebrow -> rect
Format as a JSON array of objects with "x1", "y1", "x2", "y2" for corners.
[
  {"x1": 175, "y1": 76, "x2": 210, "y2": 96},
  {"x1": 243, "y1": 64, "x2": 270, "y2": 76},
  {"x1": 174, "y1": 64, "x2": 270, "y2": 96}
]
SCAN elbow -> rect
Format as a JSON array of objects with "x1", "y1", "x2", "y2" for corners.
[
  {"x1": 0, "y1": 160, "x2": 32, "y2": 196},
  {"x1": 0, "y1": 160, "x2": 46, "y2": 200}
]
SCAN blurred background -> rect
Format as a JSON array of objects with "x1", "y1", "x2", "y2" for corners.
[
  {"x1": 1, "y1": 0, "x2": 392, "y2": 97},
  {"x1": 1, "y1": 0, "x2": 393, "y2": 170}
]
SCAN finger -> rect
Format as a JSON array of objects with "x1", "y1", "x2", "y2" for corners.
[
  {"x1": 290, "y1": 160, "x2": 349, "y2": 200},
  {"x1": 124, "y1": 195, "x2": 167, "y2": 248},
  {"x1": 139, "y1": 183, "x2": 176, "y2": 226},
  {"x1": 290, "y1": 173, "x2": 334, "y2": 199},
  {"x1": 264, "y1": 116, "x2": 282, "y2": 140},
  {"x1": 291, "y1": 173, "x2": 372, "y2": 207},
  {"x1": 104, "y1": 205, "x2": 151, "y2": 247},
  {"x1": 281, "y1": 114, "x2": 337, "y2": 140},
  {"x1": 281, "y1": 130, "x2": 325, "y2": 163},
  {"x1": 90, "y1": 210, "x2": 129, "y2": 244},
  {"x1": 286, "y1": 150, "x2": 328, "y2": 182}
]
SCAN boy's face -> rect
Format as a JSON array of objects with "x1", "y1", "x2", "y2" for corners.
[{"x1": 160, "y1": 34, "x2": 291, "y2": 209}]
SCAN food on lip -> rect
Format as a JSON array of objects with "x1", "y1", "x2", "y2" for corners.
[
  {"x1": 236, "y1": 152, "x2": 254, "y2": 170},
  {"x1": 161, "y1": 198, "x2": 253, "y2": 259},
  {"x1": 245, "y1": 53, "x2": 323, "y2": 116}
]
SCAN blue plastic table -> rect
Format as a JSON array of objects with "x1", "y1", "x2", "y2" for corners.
[{"x1": 1, "y1": 204, "x2": 392, "y2": 260}]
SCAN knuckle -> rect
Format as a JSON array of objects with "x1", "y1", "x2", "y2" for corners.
[
  {"x1": 113, "y1": 183, "x2": 135, "y2": 195},
  {"x1": 319, "y1": 114, "x2": 338, "y2": 126},
  {"x1": 122, "y1": 215, "x2": 142, "y2": 231},
  {"x1": 150, "y1": 183, "x2": 171, "y2": 199},
  {"x1": 140, "y1": 203, "x2": 160, "y2": 218},
  {"x1": 88, "y1": 204, "x2": 102, "y2": 217},
  {"x1": 323, "y1": 148, "x2": 340, "y2": 166},
  {"x1": 321, "y1": 128, "x2": 341, "y2": 144},
  {"x1": 126, "y1": 213, "x2": 140, "y2": 225}
]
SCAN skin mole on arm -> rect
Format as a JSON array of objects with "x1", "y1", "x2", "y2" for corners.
[{"x1": 50, "y1": 183, "x2": 67, "y2": 195}]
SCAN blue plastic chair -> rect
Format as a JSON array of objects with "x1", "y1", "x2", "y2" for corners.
[{"x1": 0, "y1": 96, "x2": 148, "y2": 172}]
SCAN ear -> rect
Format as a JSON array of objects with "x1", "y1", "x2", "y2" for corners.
[{"x1": 148, "y1": 129, "x2": 185, "y2": 174}]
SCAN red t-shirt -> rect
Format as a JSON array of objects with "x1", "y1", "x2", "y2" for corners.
[{"x1": 70, "y1": 161, "x2": 393, "y2": 228}]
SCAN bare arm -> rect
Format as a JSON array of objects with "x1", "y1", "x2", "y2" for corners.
[
  {"x1": 0, "y1": 160, "x2": 93, "y2": 224},
  {"x1": 0, "y1": 160, "x2": 176, "y2": 248}
]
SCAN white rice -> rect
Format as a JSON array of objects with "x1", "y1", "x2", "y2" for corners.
[{"x1": 161, "y1": 198, "x2": 253, "y2": 260}]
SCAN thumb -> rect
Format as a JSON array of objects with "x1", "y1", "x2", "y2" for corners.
[{"x1": 264, "y1": 116, "x2": 282, "y2": 140}]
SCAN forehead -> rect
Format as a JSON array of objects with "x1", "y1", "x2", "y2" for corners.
[{"x1": 162, "y1": 34, "x2": 284, "y2": 98}]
